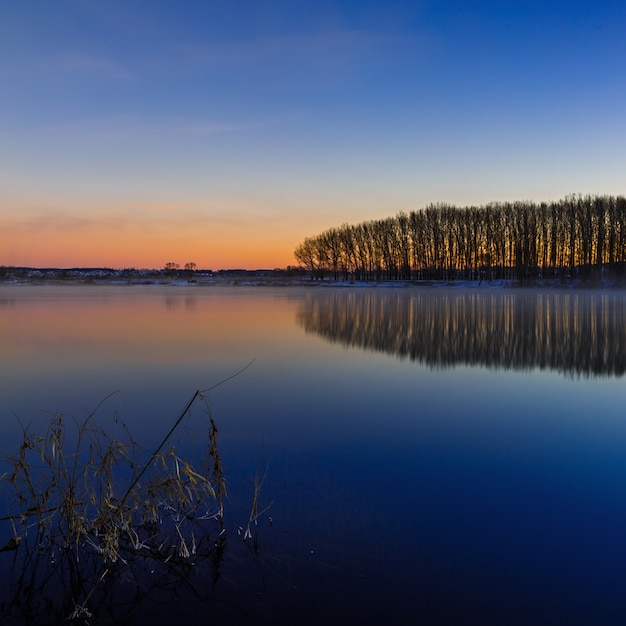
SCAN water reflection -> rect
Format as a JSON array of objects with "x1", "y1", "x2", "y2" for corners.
[
  {"x1": 2, "y1": 286, "x2": 626, "y2": 624},
  {"x1": 164, "y1": 294, "x2": 197, "y2": 310},
  {"x1": 297, "y1": 289, "x2": 626, "y2": 377},
  {"x1": 0, "y1": 386, "x2": 268, "y2": 626},
  {"x1": 0, "y1": 525, "x2": 229, "y2": 626}
]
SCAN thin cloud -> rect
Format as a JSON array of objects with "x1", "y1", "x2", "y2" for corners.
[
  {"x1": 2, "y1": 205, "x2": 216, "y2": 236},
  {"x1": 42, "y1": 53, "x2": 133, "y2": 79},
  {"x1": 185, "y1": 28, "x2": 413, "y2": 85},
  {"x1": 180, "y1": 120, "x2": 270, "y2": 135},
  {"x1": 4, "y1": 114, "x2": 272, "y2": 142},
  {"x1": 2, "y1": 212, "x2": 100, "y2": 235}
]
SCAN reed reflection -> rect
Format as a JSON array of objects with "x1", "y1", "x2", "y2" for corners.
[{"x1": 297, "y1": 289, "x2": 626, "y2": 377}]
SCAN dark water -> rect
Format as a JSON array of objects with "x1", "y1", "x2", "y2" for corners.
[{"x1": 1, "y1": 285, "x2": 626, "y2": 625}]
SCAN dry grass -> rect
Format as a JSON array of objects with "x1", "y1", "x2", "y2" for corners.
[
  {"x1": 3, "y1": 391, "x2": 224, "y2": 564},
  {"x1": 0, "y1": 369, "x2": 266, "y2": 624}
]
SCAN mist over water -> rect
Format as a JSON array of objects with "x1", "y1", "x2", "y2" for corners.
[{"x1": 1, "y1": 285, "x2": 626, "y2": 625}]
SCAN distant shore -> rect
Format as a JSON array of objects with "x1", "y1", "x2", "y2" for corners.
[
  {"x1": 2, "y1": 274, "x2": 625, "y2": 290},
  {"x1": 3, "y1": 264, "x2": 626, "y2": 289}
]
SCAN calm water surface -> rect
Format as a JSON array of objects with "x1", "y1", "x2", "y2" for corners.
[{"x1": 1, "y1": 284, "x2": 626, "y2": 625}]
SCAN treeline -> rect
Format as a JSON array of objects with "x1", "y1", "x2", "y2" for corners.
[{"x1": 294, "y1": 194, "x2": 626, "y2": 281}]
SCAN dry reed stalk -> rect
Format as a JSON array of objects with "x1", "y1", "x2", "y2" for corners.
[
  {"x1": 243, "y1": 439, "x2": 273, "y2": 543},
  {"x1": 0, "y1": 363, "x2": 266, "y2": 623}
]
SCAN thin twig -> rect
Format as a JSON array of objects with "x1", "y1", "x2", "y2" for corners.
[
  {"x1": 118, "y1": 390, "x2": 200, "y2": 510},
  {"x1": 199, "y1": 359, "x2": 255, "y2": 394},
  {"x1": 119, "y1": 360, "x2": 254, "y2": 509}
]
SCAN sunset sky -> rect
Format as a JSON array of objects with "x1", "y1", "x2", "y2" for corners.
[{"x1": 1, "y1": 0, "x2": 625, "y2": 270}]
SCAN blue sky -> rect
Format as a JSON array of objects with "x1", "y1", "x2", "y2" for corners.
[{"x1": 1, "y1": 0, "x2": 625, "y2": 268}]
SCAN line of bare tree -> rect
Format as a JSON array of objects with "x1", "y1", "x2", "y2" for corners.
[{"x1": 294, "y1": 194, "x2": 626, "y2": 281}]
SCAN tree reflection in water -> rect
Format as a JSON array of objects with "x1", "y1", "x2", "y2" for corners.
[{"x1": 297, "y1": 288, "x2": 626, "y2": 377}]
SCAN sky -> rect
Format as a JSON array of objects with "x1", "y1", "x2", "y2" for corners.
[{"x1": 1, "y1": 0, "x2": 625, "y2": 270}]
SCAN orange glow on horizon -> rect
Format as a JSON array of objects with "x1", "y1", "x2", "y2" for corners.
[
  {"x1": 1, "y1": 204, "x2": 309, "y2": 270},
  {"x1": 2, "y1": 233, "x2": 297, "y2": 270}
]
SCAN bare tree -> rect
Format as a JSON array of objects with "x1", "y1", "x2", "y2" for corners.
[
  {"x1": 163, "y1": 262, "x2": 179, "y2": 276},
  {"x1": 294, "y1": 195, "x2": 626, "y2": 283}
]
